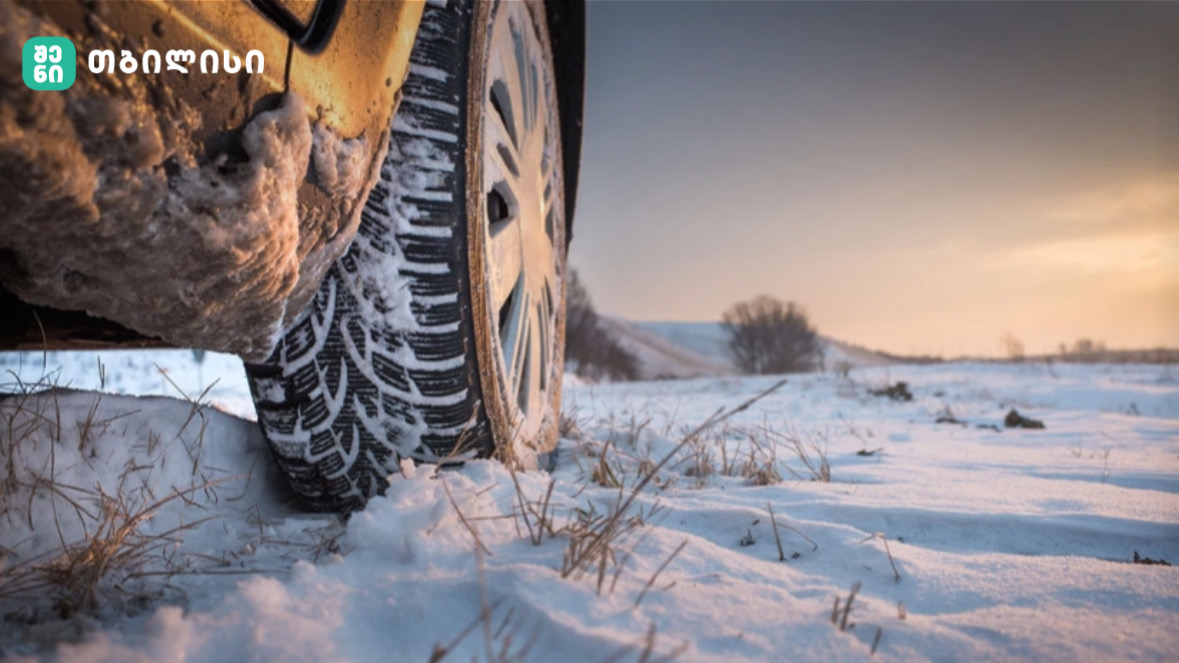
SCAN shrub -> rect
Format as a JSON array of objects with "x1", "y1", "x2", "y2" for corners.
[
  {"x1": 1059, "y1": 338, "x2": 1108, "y2": 363},
  {"x1": 565, "y1": 270, "x2": 640, "y2": 381},
  {"x1": 722, "y1": 295, "x2": 823, "y2": 374},
  {"x1": 1000, "y1": 332, "x2": 1025, "y2": 362}
]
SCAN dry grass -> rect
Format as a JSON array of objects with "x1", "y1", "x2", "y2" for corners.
[
  {"x1": 861, "y1": 532, "x2": 902, "y2": 582},
  {"x1": 830, "y1": 580, "x2": 889, "y2": 656},
  {"x1": 0, "y1": 477, "x2": 227, "y2": 617},
  {"x1": 503, "y1": 380, "x2": 790, "y2": 606},
  {"x1": 566, "y1": 398, "x2": 823, "y2": 495},
  {"x1": 680, "y1": 429, "x2": 717, "y2": 488},
  {"x1": 766, "y1": 502, "x2": 817, "y2": 561},
  {"x1": 589, "y1": 439, "x2": 627, "y2": 490},
  {"x1": 559, "y1": 380, "x2": 788, "y2": 592},
  {"x1": 428, "y1": 552, "x2": 538, "y2": 663},
  {"x1": 594, "y1": 410, "x2": 657, "y2": 489},
  {"x1": 761, "y1": 424, "x2": 831, "y2": 483},
  {"x1": 831, "y1": 581, "x2": 861, "y2": 632},
  {"x1": 729, "y1": 428, "x2": 783, "y2": 486},
  {"x1": 669, "y1": 417, "x2": 837, "y2": 489},
  {"x1": 401, "y1": 381, "x2": 799, "y2": 657},
  {"x1": 442, "y1": 479, "x2": 493, "y2": 557},
  {"x1": 558, "y1": 407, "x2": 583, "y2": 439},
  {"x1": 558, "y1": 495, "x2": 658, "y2": 593},
  {"x1": 654, "y1": 421, "x2": 786, "y2": 490},
  {"x1": 633, "y1": 540, "x2": 688, "y2": 608},
  {"x1": 768, "y1": 503, "x2": 787, "y2": 562},
  {"x1": 565, "y1": 410, "x2": 661, "y2": 493},
  {"x1": 0, "y1": 362, "x2": 243, "y2": 622},
  {"x1": 599, "y1": 621, "x2": 689, "y2": 663},
  {"x1": 507, "y1": 467, "x2": 560, "y2": 547}
]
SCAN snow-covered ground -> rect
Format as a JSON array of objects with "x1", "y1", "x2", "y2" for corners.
[
  {"x1": 602, "y1": 320, "x2": 891, "y2": 380},
  {"x1": 1, "y1": 351, "x2": 1177, "y2": 662}
]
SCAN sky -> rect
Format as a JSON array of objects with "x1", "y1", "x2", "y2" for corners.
[{"x1": 568, "y1": 1, "x2": 1179, "y2": 357}]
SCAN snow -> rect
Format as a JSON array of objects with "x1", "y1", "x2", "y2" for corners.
[
  {"x1": 0, "y1": 19, "x2": 314, "y2": 361},
  {"x1": 1, "y1": 351, "x2": 1177, "y2": 662},
  {"x1": 1, "y1": 0, "x2": 386, "y2": 361},
  {"x1": 633, "y1": 321, "x2": 733, "y2": 364},
  {"x1": 601, "y1": 318, "x2": 736, "y2": 380},
  {"x1": 311, "y1": 125, "x2": 370, "y2": 199},
  {"x1": 0, "y1": 350, "x2": 256, "y2": 419},
  {"x1": 620, "y1": 321, "x2": 894, "y2": 379}
]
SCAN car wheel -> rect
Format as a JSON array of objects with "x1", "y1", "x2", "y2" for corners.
[{"x1": 244, "y1": 0, "x2": 567, "y2": 514}]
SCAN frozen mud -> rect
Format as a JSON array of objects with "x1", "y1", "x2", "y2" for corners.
[{"x1": 0, "y1": 3, "x2": 383, "y2": 361}]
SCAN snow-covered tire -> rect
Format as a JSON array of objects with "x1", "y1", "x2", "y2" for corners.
[{"x1": 244, "y1": 0, "x2": 567, "y2": 514}]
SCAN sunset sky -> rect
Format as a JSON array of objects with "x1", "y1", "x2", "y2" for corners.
[{"x1": 569, "y1": 1, "x2": 1178, "y2": 357}]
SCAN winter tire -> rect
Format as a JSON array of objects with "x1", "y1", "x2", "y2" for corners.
[{"x1": 245, "y1": 0, "x2": 567, "y2": 514}]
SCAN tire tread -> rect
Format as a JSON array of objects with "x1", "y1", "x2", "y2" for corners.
[{"x1": 244, "y1": 0, "x2": 492, "y2": 514}]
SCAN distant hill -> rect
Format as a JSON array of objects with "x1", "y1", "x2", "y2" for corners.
[
  {"x1": 632, "y1": 321, "x2": 731, "y2": 365},
  {"x1": 822, "y1": 336, "x2": 896, "y2": 368},
  {"x1": 598, "y1": 318, "x2": 736, "y2": 380},
  {"x1": 597, "y1": 319, "x2": 892, "y2": 380}
]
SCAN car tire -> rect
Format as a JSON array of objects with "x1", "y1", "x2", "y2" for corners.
[{"x1": 244, "y1": 0, "x2": 567, "y2": 514}]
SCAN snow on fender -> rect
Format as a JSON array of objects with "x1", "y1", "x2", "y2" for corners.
[{"x1": 0, "y1": 3, "x2": 384, "y2": 361}]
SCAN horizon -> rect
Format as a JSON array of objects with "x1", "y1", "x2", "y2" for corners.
[
  {"x1": 625, "y1": 318, "x2": 1177, "y2": 360},
  {"x1": 570, "y1": 1, "x2": 1178, "y2": 359}
]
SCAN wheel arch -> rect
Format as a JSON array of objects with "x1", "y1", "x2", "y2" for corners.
[
  {"x1": 0, "y1": 0, "x2": 585, "y2": 355},
  {"x1": 545, "y1": 0, "x2": 586, "y2": 248}
]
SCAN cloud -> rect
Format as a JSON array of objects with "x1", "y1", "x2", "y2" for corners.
[
  {"x1": 1000, "y1": 228, "x2": 1179, "y2": 284},
  {"x1": 1045, "y1": 172, "x2": 1179, "y2": 229}
]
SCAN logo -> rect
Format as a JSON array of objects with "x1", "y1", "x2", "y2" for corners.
[{"x1": 23, "y1": 37, "x2": 77, "y2": 91}]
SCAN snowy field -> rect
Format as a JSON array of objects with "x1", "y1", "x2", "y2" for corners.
[{"x1": 1, "y1": 351, "x2": 1177, "y2": 661}]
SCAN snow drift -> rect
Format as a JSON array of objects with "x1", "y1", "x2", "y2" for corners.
[{"x1": 1, "y1": 353, "x2": 1176, "y2": 661}]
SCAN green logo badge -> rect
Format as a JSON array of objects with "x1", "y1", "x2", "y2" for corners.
[{"x1": 23, "y1": 37, "x2": 76, "y2": 91}]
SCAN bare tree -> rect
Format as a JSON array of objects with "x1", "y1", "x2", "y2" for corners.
[
  {"x1": 1060, "y1": 337, "x2": 1109, "y2": 363},
  {"x1": 565, "y1": 270, "x2": 640, "y2": 381},
  {"x1": 1000, "y1": 332, "x2": 1025, "y2": 363},
  {"x1": 722, "y1": 295, "x2": 823, "y2": 374},
  {"x1": 565, "y1": 269, "x2": 597, "y2": 362}
]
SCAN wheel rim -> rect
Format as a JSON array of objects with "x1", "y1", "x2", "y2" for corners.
[{"x1": 477, "y1": 1, "x2": 564, "y2": 450}]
